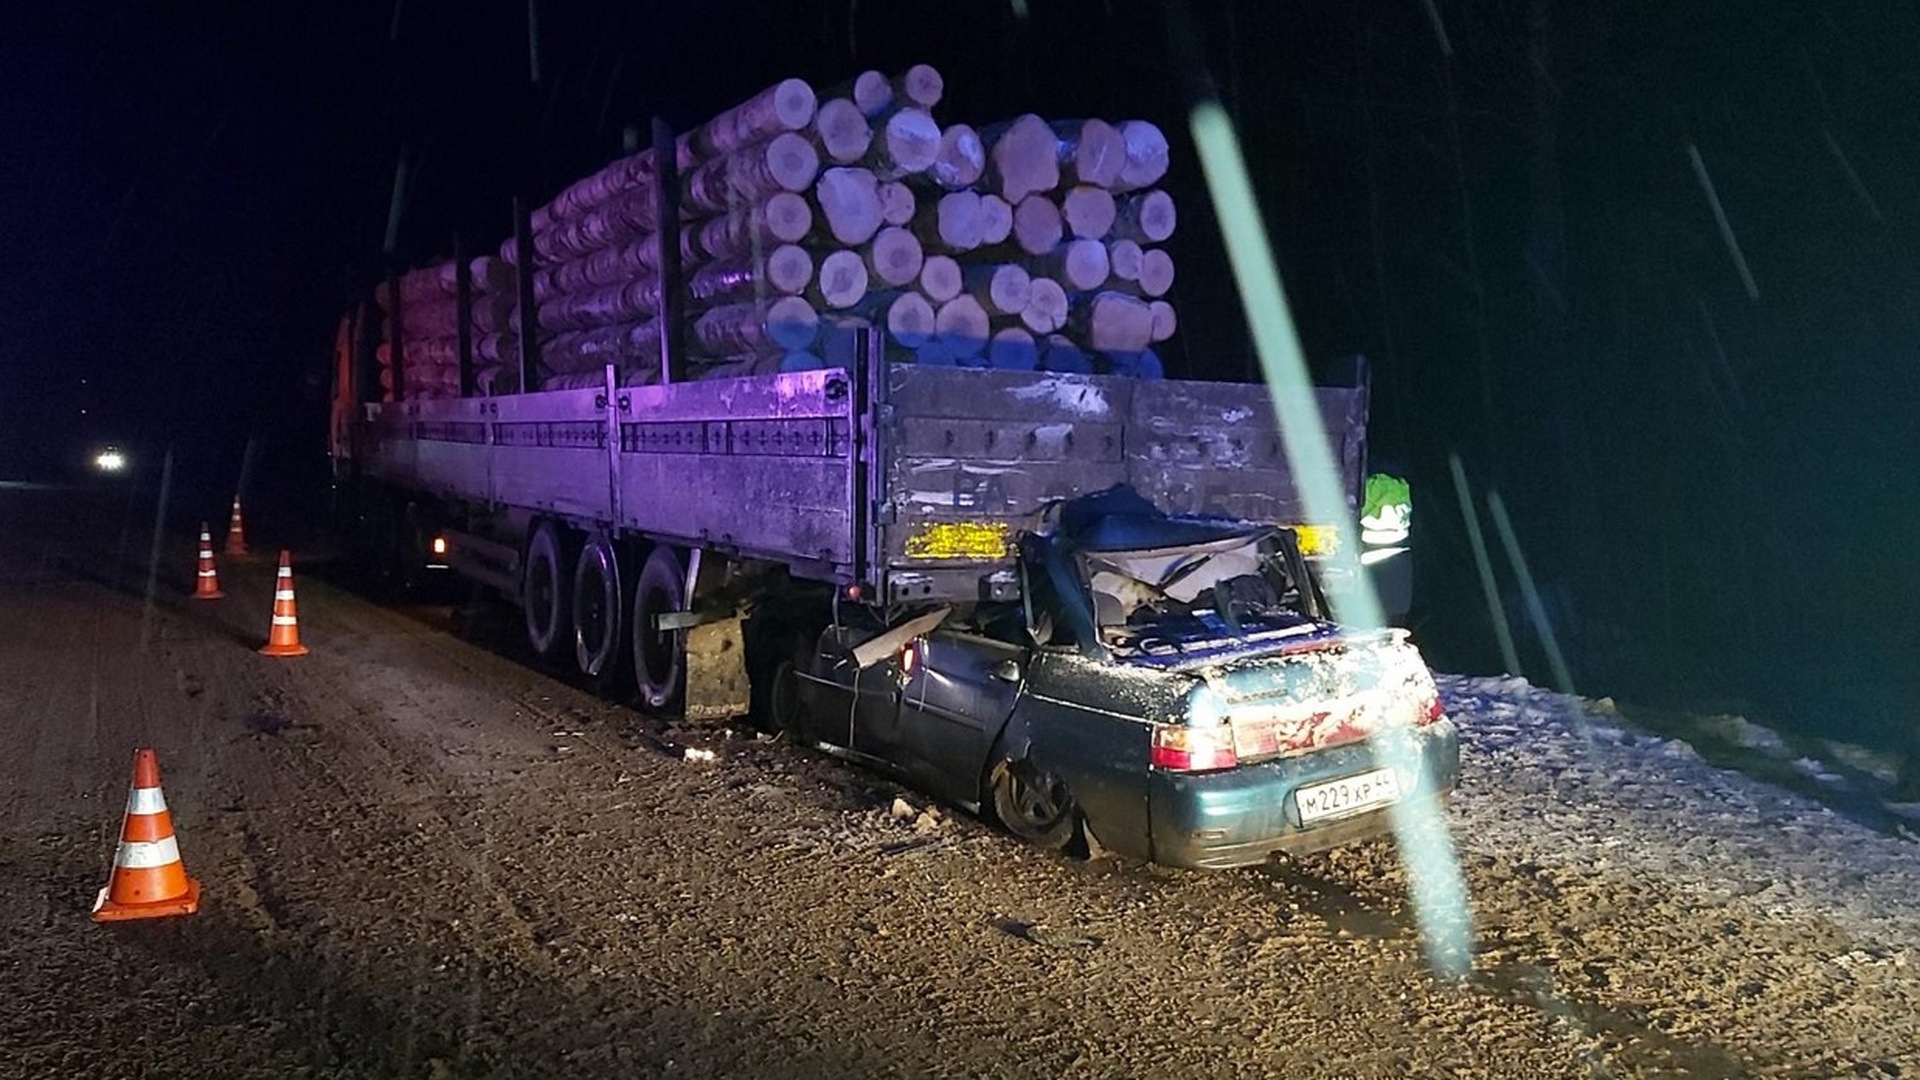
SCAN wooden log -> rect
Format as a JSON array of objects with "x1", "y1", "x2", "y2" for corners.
[
  {"x1": 934, "y1": 295, "x2": 990, "y2": 358},
  {"x1": 963, "y1": 263, "x2": 1031, "y2": 316},
  {"x1": 1107, "y1": 238, "x2": 1144, "y2": 282},
  {"x1": 692, "y1": 296, "x2": 820, "y2": 355},
  {"x1": 1076, "y1": 291, "x2": 1154, "y2": 353},
  {"x1": 1012, "y1": 195, "x2": 1064, "y2": 256},
  {"x1": 864, "y1": 225, "x2": 925, "y2": 287},
  {"x1": 476, "y1": 332, "x2": 522, "y2": 365},
  {"x1": 538, "y1": 278, "x2": 663, "y2": 332},
  {"x1": 918, "y1": 254, "x2": 962, "y2": 303},
  {"x1": 880, "y1": 291, "x2": 936, "y2": 348},
  {"x1": 683, "y1": 132, "x2": 820, "y2": 215},
  {"x1": 853, "y1": 70, "x2": 893, "y2": 116},
  {"x1": 895, "y1": 64, "x2": 944, "y2": 109},
  {"x1": 813, "y1": 98, "x2": 873, "y2": 164},
  {"x1": 1061, "y1": 185, "x2": 1118, "y2": 240},
  {"x1": 531, "y1": 182, "x2": 660, "y2": 262},
  {"x1": 687, "y1": 244, "x2": 814, "y2": 302},
  {"x1": 870, "y1": 108, "x2": 940, "y2": 179},
  {"x1": 812, "y1": 249, "x2": 870, "y2": 310},
  {"x1": 1053, "y1": 118, "x2": 1127, "y2": 188},
  {"x1": 685, "y1": 77, "x2": 819, "y2": 164},
  {"x1": 688, "y1": 190, "x2": 814, "y2": 261},
  {"x1": 977, "y1": 194, "x2": 1013, "y2": 245},
  {"x1": 987, "y1": 114, "x2": 1061, "y2": 203},
  {"x1": 1115, "y1": 120, "x2": 1170, "y2": 192},
  {"x1": 533, "y1": 150, "x2": 657, "y2": 235},
  {"x1": 1113, "y1": 189, "x2": 1176, "y2": 244},
  {"x1": 814, "y1": 167, "x2": 885, "y2": 246},
  {"x1": 1148, "y1": 299, "x2": 1177, "y2": 343},
  {"x1": 916, "y1": 189, "x2": 983, "y2": 251},
  {"x1": 929, "y1": 124, "x2": 985, "y2": 190},
  {"x1": 1034, "y1": 239, "x2": 1110, "y2": 292},
  {"x1": 878, "y1": 180, "x2": 916, "y2": 226},
  {"x1": 546, "y1": 318, "x2": 661, "y2": 373},
  {"x1": 988, "y1": 327, "x2": 1040, "y2": 370},
  {"x1": 1039, "y1": 333, "x2": 1092, "y2": 373},
  {"x1": 1019, "y1": 276, "x2": 1069, "y2": 334},
  {"x1": 1137, "y1": 247, "x2": 1175, "y2": 297}
]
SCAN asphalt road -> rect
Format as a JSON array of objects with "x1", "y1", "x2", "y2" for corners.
[{"x1": 1, "y1": 485, "x2": 1913, "y2": 1078}]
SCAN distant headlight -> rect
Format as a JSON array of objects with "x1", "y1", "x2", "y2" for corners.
[{"x1": 93, "y1": 449, "x2": 127, "y2": 473}]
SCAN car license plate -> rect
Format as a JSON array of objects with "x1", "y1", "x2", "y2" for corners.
[{"x1": 1295, "y1": 767, "x2": 1402, "y2": 824}]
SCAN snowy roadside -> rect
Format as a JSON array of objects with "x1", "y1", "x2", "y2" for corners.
[{"x1": 1441, "y1": 674, "x2": 1920, "y2": 947}]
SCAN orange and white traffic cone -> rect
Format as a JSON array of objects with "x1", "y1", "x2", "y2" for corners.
[
  {"x1": 93, "y1": 748, "x2": 202, "y2": 922},
  {"x1": 191, "y1": 521, "x2": 224, "y2": 600},
  {"x1": 259, "y1": 549, "x2": 309, "y2": 657},
  {"x1": 223, "y1": 496, "x2": 249, "y2": 557}
]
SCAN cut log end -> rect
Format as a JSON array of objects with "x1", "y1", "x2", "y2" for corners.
[
  {"x1": 879, "y1": 180, "x2": 916, "y2": 227},
  {"x1": 816, "y1": 167, "x2": 885, "y2": 246},
  {"x1": 1020, "y1": 277, "x2": 1069, "y2": 334},
  {"x1": 1148, "y1": 299, "x2": 1177, "y2": 343},
  {"x1": 880, "y1": 109, "x2": 941, "y2": 177},
  {"x1": 853, "y1": 70, "x2": 893, "y2": 116},
  {"x1": 885, "y1": 291, "x2": 937, "y2": 348},
  {"x1": 918, "y1": 254, "x2": 963, "y2": 303},
  {"x1": 988, "y1": 327, "x2": 1039, "y2": 370},
  {"x1": 932, "y1": 124, "x2": 986, "y2": 190},
  {"x1": 966, "y1": 263, "x2": 1032, "y2": 316},
  {"x1": 900, "y1": 64, "x2": 944, "y2": 109},
  {"x1": 977, "y1": 194, "x2": 1013, "y2": 245},
  {"x1": 1108, "y1": 238, "x2": 1144, "y2": 281},
  {"x1": 815, "y1": 98, "x2": 874, "y2": 164},
  {"x1": 990, "y1": 114, "x2": 1062, "y2": 204},
  {"x1": 866, "y1": 226, "x2": 926, "y2": 287},
  {"x1": 816, "y1": 249, "x2": 871, "y2": 310},
  {"x1": 1061, "y1": 185, "x2": 1118, "y2": 240},
  {"x1": 1117, "y1": 119, "x2": 1170, "y2": 192},
  {"x1": 764, "y1": 191, "x2": 815, "y2": 243},
  {"x1": 768, "y1": 295, "x2": 821, "y2": 351},
  {"x1": 1117, "y1": 189, "x2": 1177, "y2": 244},
  {"x1": 1013, "y1": 195, "x2": 1064, "y2": 257},
  {"x1": 767, "y1": 244, "x2": 815, "y2": 295},
  {"x1": 934, "y1": 295, "x2": 991, "y2": 358},
  {"x1": 1138, "y1": 248, "x2": 1175, "y2": 297}
]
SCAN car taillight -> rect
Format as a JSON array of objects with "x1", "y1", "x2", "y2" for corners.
[
  {"x1": 1150, "y1": 723, "x2": 1239, "y2": 772},
  {"x1": 1410, "y1": 667, "x2": 1444, "y2": 725}
]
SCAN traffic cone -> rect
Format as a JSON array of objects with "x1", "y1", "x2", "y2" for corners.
[
  {"x1": 260, "y1": 550, "x2": 309, "y2": 657},
  {"x1": 223, "y1": 496, "x2": 249, "y2": 557},
  {"x1": 191, "y1": 521, "x2": 224, "y2": 600},
  {"x1": 93, "y1": 748, "x2": 202, "y2": 922}
]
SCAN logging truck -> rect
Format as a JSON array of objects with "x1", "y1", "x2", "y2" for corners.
[{"x1": 328, "y1": 69, "x2": 1456, "y2": 867}]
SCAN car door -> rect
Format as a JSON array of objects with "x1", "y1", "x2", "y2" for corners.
[
  {"x1": 802, "y1": 624, "x2": 905, "y2": 763},
  {"x1": 897, "y1": 630, "x2": 1026, "y2": 806}
]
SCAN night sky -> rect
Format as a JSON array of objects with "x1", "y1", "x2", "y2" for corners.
[{"x1": 4, "y1": 1, "x2": 1916, "y2": 746}]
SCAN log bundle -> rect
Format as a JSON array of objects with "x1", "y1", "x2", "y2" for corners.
[{"x1": 383, "y1": 66, "x2": 1179, "y2": 397}]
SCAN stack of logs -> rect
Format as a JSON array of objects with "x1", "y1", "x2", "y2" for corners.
[
  {"x1": 383, "y1": 63, "x2": 1178, "y2": 398},
  {"x1": 373, "y1": 256, "x2": 518, "y2": 399}
]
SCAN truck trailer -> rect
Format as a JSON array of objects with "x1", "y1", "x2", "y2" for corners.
[{"x1": 328, "y1": 72, "x2": 1456, "y2": 868}]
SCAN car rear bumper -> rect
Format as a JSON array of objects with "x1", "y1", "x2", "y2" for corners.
[{"x1": 1145, "y1": 718, "x2": 1460, "y2": 870}]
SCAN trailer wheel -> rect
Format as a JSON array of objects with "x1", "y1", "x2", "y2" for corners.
[
  {"x1": 523, "y1": 521, "x2": 573, "y2": 662},
  {"x1": 572, "y1": 533, "x2": 628, "y2": 685},
  {"x1": 632, "y1": 545, "x2": 687, "y2": 711}
]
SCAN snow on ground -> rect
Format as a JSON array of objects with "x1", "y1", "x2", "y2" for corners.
[{"x1": 1442, "y1": 673, "x2": 1920, "y2": 946}]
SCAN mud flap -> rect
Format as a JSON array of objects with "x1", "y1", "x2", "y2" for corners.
[{"x1": 683, "y1": 615, "x2": 749, "y2": 721}]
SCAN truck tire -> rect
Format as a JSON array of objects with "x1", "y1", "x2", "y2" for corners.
[
  {"x1": 572, "y1": 532, "x2": 627, "y2": 685},
  {"x1": 523, "y1": 521, "x2": 573, "y2": 662},
  {"x1": 632, "y1": 545, "x2": 687, "y2": 711}
]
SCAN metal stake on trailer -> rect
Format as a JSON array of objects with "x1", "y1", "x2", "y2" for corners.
[
  {"x1": 652, "y1": 116, "x2": 685, "y2": 386},
  {"x1": 386, "y1": 264, "x2": 406, "y2": 402},
  {"x1": 454, "y1": 233, "x2": 474, "y2": 397},
  {"x1": 513, "y1": 197, "x2": 540, "y2": 393}
]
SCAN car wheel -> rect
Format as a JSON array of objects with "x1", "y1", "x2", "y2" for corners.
[{"x1": 991, "y1": 758, "x2": 1078, "y2": 850}]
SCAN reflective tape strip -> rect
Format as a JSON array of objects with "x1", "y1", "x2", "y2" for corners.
[
  {"x1": 272, "y1": 615, "x2": 298, "y2": 626},
  {"x1": 127, "y1": 786, "x2": 167, "y2": 815},
  {"x1": 199, "y1": 549, "x2": 214, "y2": 558},
  {"x1": 275, "y1": 589, "x2": 296, "y2": 601},
  {"x1": 199, "y1": 570, "x2": 217, "y2": 579},
  {"x1": 115, "y1": 835, "x2": 181, "y2": 869}
]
